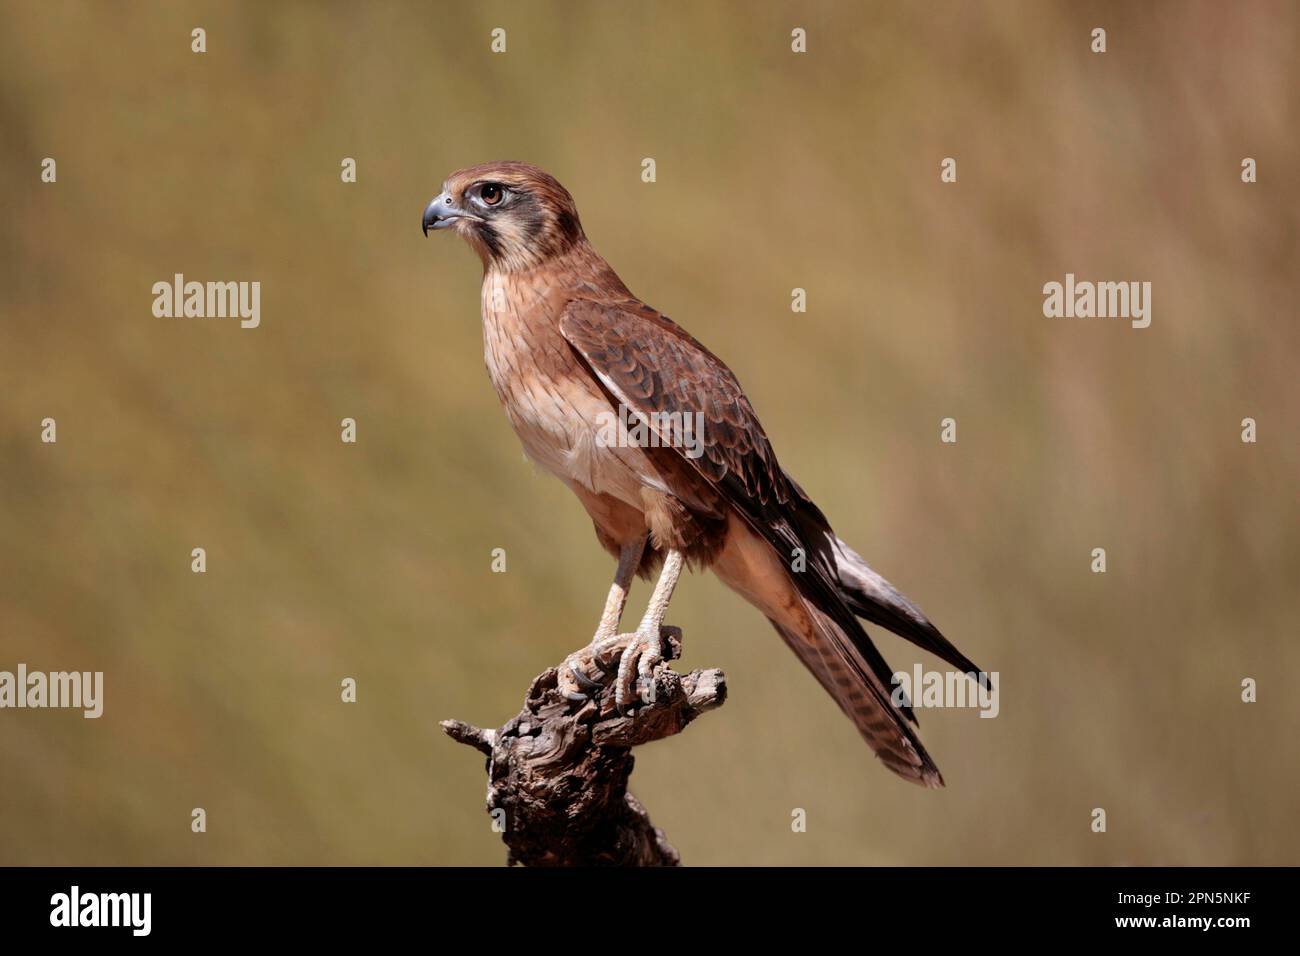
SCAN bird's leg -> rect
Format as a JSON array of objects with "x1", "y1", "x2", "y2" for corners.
[
  {"x1": 561, "y1": 535, "x2": 647, "y2": 701},
  {"x1": 590, "y1": 535, "x2": 648, "y2": 649},
  {"x1": 616, "y1": 548, "x2": 684, "y2": 710}
]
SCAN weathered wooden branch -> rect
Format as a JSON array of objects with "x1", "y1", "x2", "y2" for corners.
[{"x1": 442, "y1": 626, "x2": 726, "y2": 866}]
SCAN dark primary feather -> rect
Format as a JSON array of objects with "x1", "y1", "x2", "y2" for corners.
[{"x1": 831, "y1": 534, "x2": 984, "y2": 677}]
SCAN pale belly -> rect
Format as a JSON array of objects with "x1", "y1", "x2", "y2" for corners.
[{"x1": 481, "y1": 299, "x2": 667, "y2": 513}]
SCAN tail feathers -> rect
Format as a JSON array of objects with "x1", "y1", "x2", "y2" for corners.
[
  {"x1": 832, "y1": 536, "x2": 983, "y2": 677},
  {"x1": 768, "y1": 605, "x2": 944, "y2": 789},
  {"x1": 709, "y1": 511, "x2": 945, "y2": 786}
]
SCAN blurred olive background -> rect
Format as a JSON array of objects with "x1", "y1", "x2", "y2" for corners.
[{"x1": 1, "y1": 0, "x2": 1297, "y2": 866}]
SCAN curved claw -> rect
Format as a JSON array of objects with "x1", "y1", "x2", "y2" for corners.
[
  {"x1": 560, "y1": 653, "x2": 604, "y2": 702},
  {"x1": 567, "y1": 659, "x2": 603, "y2": 693}
]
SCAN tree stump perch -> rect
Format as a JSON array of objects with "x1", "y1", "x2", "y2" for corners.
[{"x1": 442, "y1": 626, "x2": 726, "y2": 866}]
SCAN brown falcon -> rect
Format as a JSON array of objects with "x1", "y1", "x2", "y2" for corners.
[{"x1": 423, "y1": 162, "x2": 983, "y2": 787}]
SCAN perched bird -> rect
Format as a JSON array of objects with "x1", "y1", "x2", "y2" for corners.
[{"x1": 424, "y1": 162, "x2": 983, "y2": 787}]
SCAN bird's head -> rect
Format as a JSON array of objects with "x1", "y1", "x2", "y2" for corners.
[{"x1": 423, "y1": 162, "x2": 585, "y2": 272}]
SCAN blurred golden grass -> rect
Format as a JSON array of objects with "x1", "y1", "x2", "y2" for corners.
[{"x1": 1, "y1": 0, "x2": 1297, "y2": 864}]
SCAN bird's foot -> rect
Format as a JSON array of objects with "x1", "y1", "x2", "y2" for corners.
[
  {"x1": 558, "y1": 626, "x2": 681, "y2": 711},
  {"x1": 559, "y1": 629, "x2": 623, "y2": 702}
]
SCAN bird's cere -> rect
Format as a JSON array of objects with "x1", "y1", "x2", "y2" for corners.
[{"x1": 422, "y1": 192, "x2": 478, "y2": 234}]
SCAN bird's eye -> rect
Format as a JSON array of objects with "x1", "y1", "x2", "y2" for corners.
[{"x1": 479, "y1": 183, "x2": 504, "y2": 206}]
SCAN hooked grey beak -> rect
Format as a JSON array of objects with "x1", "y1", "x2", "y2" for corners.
[{"x1": 422, "y1": 193, "x2": 478, "y2": 235}]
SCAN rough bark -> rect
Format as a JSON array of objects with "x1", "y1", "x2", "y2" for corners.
[{"x1": 442, "y1": 626, "x2": 726, "y2": 866}]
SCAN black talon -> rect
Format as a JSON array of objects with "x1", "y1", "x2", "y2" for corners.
[{"x1": 568, "y1": 662, "x2": 603, "y2": 693}]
